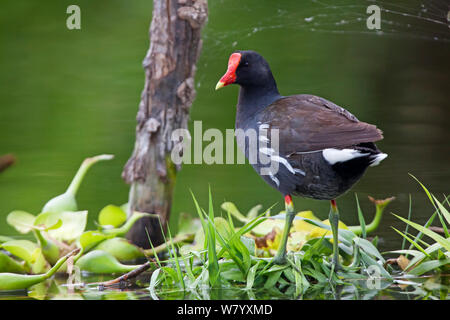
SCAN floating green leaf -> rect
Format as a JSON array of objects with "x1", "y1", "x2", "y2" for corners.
[{"x1": 98, "y1": 205, "x2": 127, "y2": 228}]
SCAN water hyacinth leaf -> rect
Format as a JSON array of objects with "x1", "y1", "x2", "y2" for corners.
[
  {"x1": 251, "y1": 218, "x2": 285, "y2": 237},
  {"x1": 0, "y1": 251, "x2": 27, "y2": 274},
  {"x1": 0, "y1": 248, "x2": 79, "y2": 291},
  {"x1": 78, "y1": 231, "x2": 109, "y2": 252},
  {"x1": 42, "y1": 154, "x2": 114, "y2": 214},
  {"x1": 6, "y1": 210, "x2": 36, "y2": 234},
  {"x1": 221, "y1": 202, "x2": 248, "y2": 223},
  {"x1": 98, "y1": 205, "x2": 127, "y2": 228},
  {"x1": 1, "y1": 240, "x2": 48, "y2": 274},
  {"x1": 41, "y1": 211, "x2": 88, "y2": 242},
  {"x1": 0, "y1": 235, "x2": 14, "y2": 244},
  {"x1": 102, "y1": 211, "x2": 152, "y2": 237},
  {"x1": 75, "y1": 250, "x2": 141, "y2": 274},
  {"x1": 33, "y1": 212, "x2": 63, "y2": 231},
  {"x1": 94, "y1": 237, "x2": 144, "y2": 262},
  {"x1": 247, "y1": 204, "x2": 263, "y2": 220},
  {"x1": 177, "y1": 212, "x2": 202, "y2": 236}
]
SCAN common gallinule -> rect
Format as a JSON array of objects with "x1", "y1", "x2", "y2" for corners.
[{"x1": 215, "y1": 50, "x2": 387, "y2": 269}]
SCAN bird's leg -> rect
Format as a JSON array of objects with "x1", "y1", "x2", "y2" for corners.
[
  {"x1": 329, "y1": 199, "x2": 342, "y2": 273},
  {"x1": 273, "y1": 195, "x2": 295, "y2": 265}
]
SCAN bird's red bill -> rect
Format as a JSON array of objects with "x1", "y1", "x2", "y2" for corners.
[{"x1": 216, "y1": 52, "x2": 241, "y2": 90}]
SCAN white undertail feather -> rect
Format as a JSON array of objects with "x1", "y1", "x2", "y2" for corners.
[
  {"x1": 322, "y1": 148, "x2": 369, "y2": 165},
  {"x1": 369, "y1": 153, "x2": 388, "y2": 167}
]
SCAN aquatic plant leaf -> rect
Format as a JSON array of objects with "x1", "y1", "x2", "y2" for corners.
[
  {"x1": 292, "y1": 210, "x2": 320, "y2": 233},
  {"x1": 0, "y1": 251, "x2": 27, "y2": 273},
  {"x1": 177, "y1": 212, "x2": 202, "y2": 236},
  {"x1": 0, "y1": 249, "x2": 79, "y2": 291},
  {"x1": 33, "y1": 212, "x2": 63, "y2": 231},
  {"x1": 221, "y1": 202, "x2": 248, "y2": 223},
  {"x1": 98, "y1": 205, "x2": 127, "y2": 228},
  {"x1": 247, "y1": 204, "x2": 263, "y2": 220},
  {"x1": 42, "y1": 211, "x2": 87, "y2": 242},
  {"x1": 6, "y1": 211, "x2": 36, "y2": 234},
  {"x1": 1, "y1": 240, "x2": 48, "y2": 274},
  {"x1": 75, "y1": 250, "x2": 140, "y2": 274},
  {"x1": 78, "y1": 231, "x2": 109, "y2": 251},
  {"x1": 251, "y1": 219, "x2": 285, "y2": 237},
  {"x1": 94, "y1": 237, "x2": 144, "y2": 262}
]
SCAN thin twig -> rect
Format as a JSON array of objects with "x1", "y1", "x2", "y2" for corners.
[{"x1": 90, "y1": 258, "x2": 158, "y2": 288}]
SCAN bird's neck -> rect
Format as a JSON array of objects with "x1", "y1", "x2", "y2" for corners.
[{"x1": 236, "y1": 80, "x2": 281, "y2": 128}]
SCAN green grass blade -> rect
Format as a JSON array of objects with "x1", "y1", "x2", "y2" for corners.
[
  {"x1": 355, "y1": 194, "x2": 366, "y2": 238},
  {"x1": 393, "y1": 213, "x2": 450, "y2": 252}
]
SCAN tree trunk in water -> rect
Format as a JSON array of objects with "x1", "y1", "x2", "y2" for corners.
[{"x1": 122, "y1": 0, "x2": 208, "y2": 248}]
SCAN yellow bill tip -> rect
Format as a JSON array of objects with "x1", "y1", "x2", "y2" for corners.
[{"x1": 215, "y1": 81, "x2": 225, "y2": 91}]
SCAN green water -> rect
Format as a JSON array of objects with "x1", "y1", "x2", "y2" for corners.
[{"x1": 0, "y1": 0, "x2": 449, "y2": 257}]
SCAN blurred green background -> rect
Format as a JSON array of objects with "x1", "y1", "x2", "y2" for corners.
[{"x1": 0, "y1": 0, "x2": 449, "y2": 252}]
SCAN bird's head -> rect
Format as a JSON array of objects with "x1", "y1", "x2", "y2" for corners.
[{"x1": 215, "y1": 50, "x2": 274, "y2": 90}]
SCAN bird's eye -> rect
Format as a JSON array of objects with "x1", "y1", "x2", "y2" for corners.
[{"x1": 242, "y1": 61, "x2": 249, "y2": 67}]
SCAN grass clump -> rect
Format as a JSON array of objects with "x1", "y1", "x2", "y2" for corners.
[{"x1": 148, "y1": 187, "x2": 395, "y2": 299}]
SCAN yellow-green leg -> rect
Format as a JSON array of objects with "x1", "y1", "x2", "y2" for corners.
[
  {"x1": 329, "y1": 199, "x2": 342, "y2": 273},
  {"x1": 273, "y1": 195, "x2": 295, "y2": 265}
]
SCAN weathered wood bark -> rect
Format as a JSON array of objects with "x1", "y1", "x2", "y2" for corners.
[{"x1": 122, "y1": 0, "x2": 208, "y2": 248}]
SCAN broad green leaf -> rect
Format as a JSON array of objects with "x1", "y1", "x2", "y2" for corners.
[
  {"x1": 7, "y1": 211, "x2": 36, "y2": 234},
  {"x1": 42, "y1": 211, "x2": 88, "y2": 242},
  {"x1": 34, "y1": 212, "x2": 63, "y2": 231},
  {"x1": 94, "y1": 238, "x2": 144, "y2": 262},
  {"x1": 1, "y1": 240, "x2": 48, "y2": 274},
  {"x1": 79, "y1": 231, "x2": 108, "y2": 251},
  {"x1": 177, "y1": 213, "x2": 202, "y2": 236},
  {"x1": 98, "y1": 205, "x2": 127, "y2": 228},
  {"x1": 221, "y1": 202, "x2": 248, "y2": 223},
  {"x1": 0, "y1": 251, "x2": 27, "y2": 273}
]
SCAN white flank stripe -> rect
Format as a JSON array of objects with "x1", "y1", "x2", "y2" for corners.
[
  {"x1": 269, "y1": 173, "x2": 280, "y2": 187},
  {"x1": 259, "y1": 147, "x2": 275, "y2": 155},
  {"x1": 322, "y1": 148, "x2": 368, "y2": 165}
]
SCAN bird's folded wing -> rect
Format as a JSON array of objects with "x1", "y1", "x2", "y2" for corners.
[{"x1": 260, "y1": 94, "x2": 384, "y2": 154}]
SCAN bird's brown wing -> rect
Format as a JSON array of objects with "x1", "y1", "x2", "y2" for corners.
[{"x1": 259, "y1": 94, "x2": 384, "y2": 154}]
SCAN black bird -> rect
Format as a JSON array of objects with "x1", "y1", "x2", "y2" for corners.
[{"x1": 215, "y1": 50, "x2": 387, "y2": 268}]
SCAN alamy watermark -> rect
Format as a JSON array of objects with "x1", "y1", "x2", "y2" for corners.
[
  {"x1": 366, "y1": 5, "x2": 381, "y2": 30},
  {"x1": 66, "y1": 5, "x2": 81, "y2": 30},
  {"x1": 171, "y1": 121, "x2": 282, "y2": 176}
]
